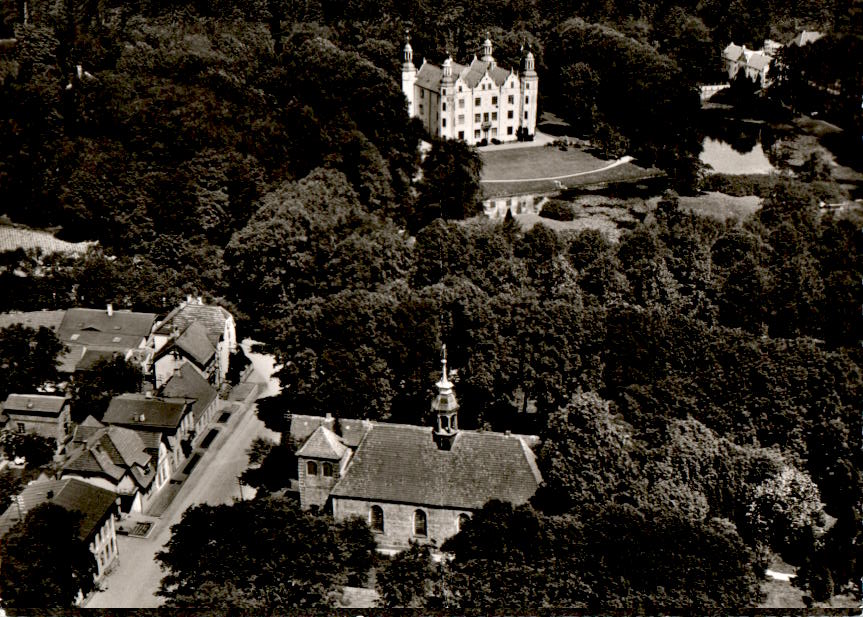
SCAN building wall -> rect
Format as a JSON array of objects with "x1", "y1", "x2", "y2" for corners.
[
  {"x1": 192, "y1": 399, "x2": 219, "y2": 442},
  {"x1": 298, "y1": 456, "x2": 341, "y2": 509},
  {"x1": 5, "y1": 408, "x2": 69, "y2": 447},
  {"x1": 89, "y1": 512, "x2": 119, "y2": 582},
  {"x1": 333, "y1": 498, "x2": 472, "y2": 549}
]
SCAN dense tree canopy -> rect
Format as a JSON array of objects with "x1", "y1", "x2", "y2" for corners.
[{"x1": 0, "y1": 324, "x2": 66, "y2": 399}]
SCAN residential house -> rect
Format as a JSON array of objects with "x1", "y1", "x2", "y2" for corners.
[
  {"x1": 152, "y1": 321, "x2": 217, "y2": 388},
  {"x1": 402, "y1": 34, "x2": 538, "y2": 145},
  {"x1": 2, "y1": 394, "x2": 71, "y2": 450},
  {"x1": 722, "y1": 42, "x2": 775, "y2": 87},
  {"x1": 159, "y1": 363, "x2": 219, "y2": 447},
  {"x1": 292, "y1": 350, "x2": 542, "y2": 550},
  {"x1": 102, "y1": 394, "x2": 194, "y2": 494},
  {"x1": 62, "y1": 418, "x2": 157, "y2": 513},
  {"x1": 0, "y1": 478, "x2": 120, "y2": 585},
  {"x1": 153, "y1": 297, "x2": 236, "y2": 387},
  {"x1": 57, "y1": 306, "x2": 158, "y2": 374}
]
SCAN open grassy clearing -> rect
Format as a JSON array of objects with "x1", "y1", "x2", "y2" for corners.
[
  {"x1": 672, "y1": 192, "x2": 762, "y2": 222},
  {"x1": 481, "y1": 144, "x2": 609, "y2": 181}
]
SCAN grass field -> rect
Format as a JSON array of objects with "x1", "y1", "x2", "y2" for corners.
[{"x1": 674, "y1": 192, "x2": 762, "y2": 222}]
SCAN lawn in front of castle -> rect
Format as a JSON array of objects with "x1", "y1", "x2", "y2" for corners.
[{"x1": 480, "y1": 143, "x2": 656, "y2": 198}]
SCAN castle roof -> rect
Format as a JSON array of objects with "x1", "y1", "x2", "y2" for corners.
[
  {"x1": 329, "y1": 422, "x2": 542, "y2": 510},
  {"x1": 416, "y1": 57, "x2": 514, "y2": 93}
]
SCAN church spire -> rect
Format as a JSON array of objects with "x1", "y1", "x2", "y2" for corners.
[{"x1": 432, "y1": 344, "x2": 458, "y2": 450}]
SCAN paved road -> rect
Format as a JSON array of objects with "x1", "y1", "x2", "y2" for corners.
[{"x1": 86, "y1": 346, "x2": 281, "y2": 608}]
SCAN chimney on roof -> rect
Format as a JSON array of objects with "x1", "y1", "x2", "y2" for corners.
[
  {"x1": 505, "y1": 430, "x2": 512, "y2": 437},
  {"x1": 186, "y1": 294, "x2": 192, "y2": 305},
  {"x1": 107, "y1": 303, "x2": 113, "y2": 317},
  {"x1": 138, "y1": 413, "x2": 146, "y2": 422}
]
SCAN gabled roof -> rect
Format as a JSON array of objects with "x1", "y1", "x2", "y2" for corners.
[
  {"x1": 0, "y1": 478, "x2": 116, "y2": 542},
  {"x1": 76, "y1": 348, "x2": 120, "y2": 371},
  {"x1": 747, "y1": 53, "x2": 771, "y2": 71},
  {"x1": 296, "y1": 425, "x2": 347, "y2": 459},
  {"x1": 723, "y1": 43, "x2": 743, "y2": 60},
  {"x1": 58, "y1": 308, "x2": 157, "y2": 346},
  {"x1": 153, "y1": 321, "x2": 216, "y2": 368},
  {"x1": 160, "y1": 364, "x2": 218, "y2": 423},
  {"x1": 416, "y1": 61, "x2": 443, "y2": 91},
  {"x1": 330, "y1": 423, "x2": 542, "y2": 509},
  {"x1": 0, "y1": 310, "x2": 66, "y2": 332},
  {"x1": 3, "y1": 394, "x2": 68, "y2": 415},
  {"x1": 64, "y1": 425, "x2": 153, "y2": 488},
  {"x1": 154, "y1": 301, "x2": 233, "y2": 346},
  {"x1": 72, "y1": 415, "x2": 105, "y2": 444},
  {"x1": 103, "y1": 394, "x2": 190, "y2": 431},
  {"x1": 290, "y1": 415, "x2": 370, "y2": 448},
  {"x1": 416, "y1": 57, "x2": 516, "y2": 92}
]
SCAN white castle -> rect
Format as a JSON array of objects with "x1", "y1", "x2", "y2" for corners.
[{"x1": 401, "y1": 34, "x2": 538, "y2": 145}]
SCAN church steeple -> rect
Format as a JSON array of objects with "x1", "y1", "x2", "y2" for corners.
[{"x1": 432, "y1": 345, "x2": 458, "y2": 450}]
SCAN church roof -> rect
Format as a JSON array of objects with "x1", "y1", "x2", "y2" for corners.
[
  {"x1": 290, "y1": 415, "x2": 369, "y2": 448},
  {"x1": 296, "y1": 425, "x2": 348, "y2": 460},
  {"x1": 330, "y1": 423, "x2": 542, "y2": 510}
]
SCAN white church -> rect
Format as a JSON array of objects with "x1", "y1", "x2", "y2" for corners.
[{"x1": 401, "y1": 35, "x2": 538, "y2": 145}]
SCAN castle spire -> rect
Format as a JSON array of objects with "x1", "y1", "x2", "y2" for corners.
[
  {"x1": 432, "y1": 344, "x2": 458, "y2": 450},
  {"x1": 481, "y1": 32, "x2": 493, "y2": 63}
]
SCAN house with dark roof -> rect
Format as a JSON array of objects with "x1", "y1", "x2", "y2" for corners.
[
  {"x1": 102, "y1": 393, "x2": 194, "y2": 494},
  {"x1": 56, "y1": 305, "x2": 158, "y2": 373},
  {"x1": 62, "y1": 418, "x2": 157, "y2": 513},
  {"x1": 153, "y1": 296, "x2": 236, "y2": 386},
  {"x1": 152, "y1": 320, "x2": 217, "y2": 388},
  {"x1": 0, "y1": 478, "x2": 120, "y2": 585},
  {"x1": 2, "y1": 393, "x2": 71, "y2": 449},
  {"x1": 159, "y1": 363, "x2": 219, "y2": 446},
  {"x1": 293, "y1": 349, "x2": 542, "y2": 550},
  {"x1": 402, "y1": 34, "x2": 538, "y2": 145}
]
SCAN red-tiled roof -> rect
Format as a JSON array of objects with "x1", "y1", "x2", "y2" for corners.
[{"x1": 330, "y1": 423, "x2": 542, "y2": 509}]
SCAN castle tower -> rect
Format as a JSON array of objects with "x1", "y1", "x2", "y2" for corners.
[
  {"x1": 481, "y1": 34, "x2": 494, "y2": 65},
  {"x1": 432, "y1": 345, "x2": 458, "y2": 451},
  {"x1": 401, "y1": 31, "x2": 417, "y2": 117},
  {"x1": 521, "y1": 46, "x2": 538, "y2": 138}
]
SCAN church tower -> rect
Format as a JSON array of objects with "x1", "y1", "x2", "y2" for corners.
[
  {"x1": 402, "y1": 31, "x2": 417, "y2": 117},
  {"x1": 432, "y1": 345, "x2": 458, "y2": 450}
]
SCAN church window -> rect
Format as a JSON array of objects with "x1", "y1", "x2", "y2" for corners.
[
  {"x1": 457, "y1": 513, "x2": 470, "y2": 531},
  {"x1": 492, "y1": 96, "x2": 498, "y2": 105},
  {"x1": 370, "y1": 506, "x2": 384, "y2": 532},
  {"x1": 307, "y1": 461, "x2": 318, "y2": 476},
  {"x1": 474, "y1": 97, "x2": 480, "y2": 106},
  {"x1": 414, "y1": 510, "x2": 428, "y2": 536},
  {"x1": 322, "y1": 462, "x2": 333, "y2": 477}
]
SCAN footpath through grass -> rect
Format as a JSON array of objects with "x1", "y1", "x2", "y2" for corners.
[{"x1": 480, "y1": 144, "x2": 661, "y2": 198}]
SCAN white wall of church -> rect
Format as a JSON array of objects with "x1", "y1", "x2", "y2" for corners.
[{"x1": 333, "y1": 498, "x2": 471, "y2": 549}]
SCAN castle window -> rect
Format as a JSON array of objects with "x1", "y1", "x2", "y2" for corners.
[
  {"x1": 442, "y1": 118, "x2": 446, "y2": 127},
  {"x1": 507, "y1": 126, "x2": 513, "y2": 135},
  {"x1": 508, "y1": 95, "x2": 514, "y2": 104},
  {"x1": 457, "y1": 114, "x2": 464, "y2": 124},
  {"x1": 370, "y1": 506, "x2": 384, "y2": 532},
  {"x1": 474, "y1": 97, "x2": 480, "y2": 106},
  {"x1": 483, "y1": 112, "x2": 489, "y2": 122},
  {"x1": 458, "y1": 131, "x2": 464, "y2": 139},
  {"x1": 457, "y1": 513, "x2": 470, "y2": 532},
  {"x1": 492, "y1": 112, "x2": 497, "y2": 121},
  {"x1": 474, "y1": 130, "x2": 480, "y2": 138},
  {"x1": 492, "y1": 96, "x2": 498, "y2": 105},
  {"x1": 474, "y1": 113, "x2": 480, "y2": 123},
  {"x1": 526, "y1": 83, "x2": 530, "y2": 89},
  {"x1": 492, "y1": 128, "x2": 497, "y2": 136},
  {"x1": 458, "y1": 85, "x2": 462, "y2": 92},
  {"x1": 306, "y1": 461, "x2": 318, "y2": 476},
  {"x1": 440, "y1": 415, "x2": 449, "y2": 430},
  {"x1": 442, "y1": 88, "x2": 446, "y2": 95},
  {"x1": 525, "y1": 111, "x2": 528, "y2": 119},
  {"x1": 508, "y1": 110, "x2": 513, "y2": 119},
  {"x1": 525, "y1": 96, "x2": 529, "y2": 104},
  {"x1": 414, "y1": 510, "x2": 428, "y2": 537},
  {"x1": 322, "y1": 462, "x2": 333, "y2": 477},
  {"x1": 442, "y1": 102, "x2": 447, "y2": 111}
]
